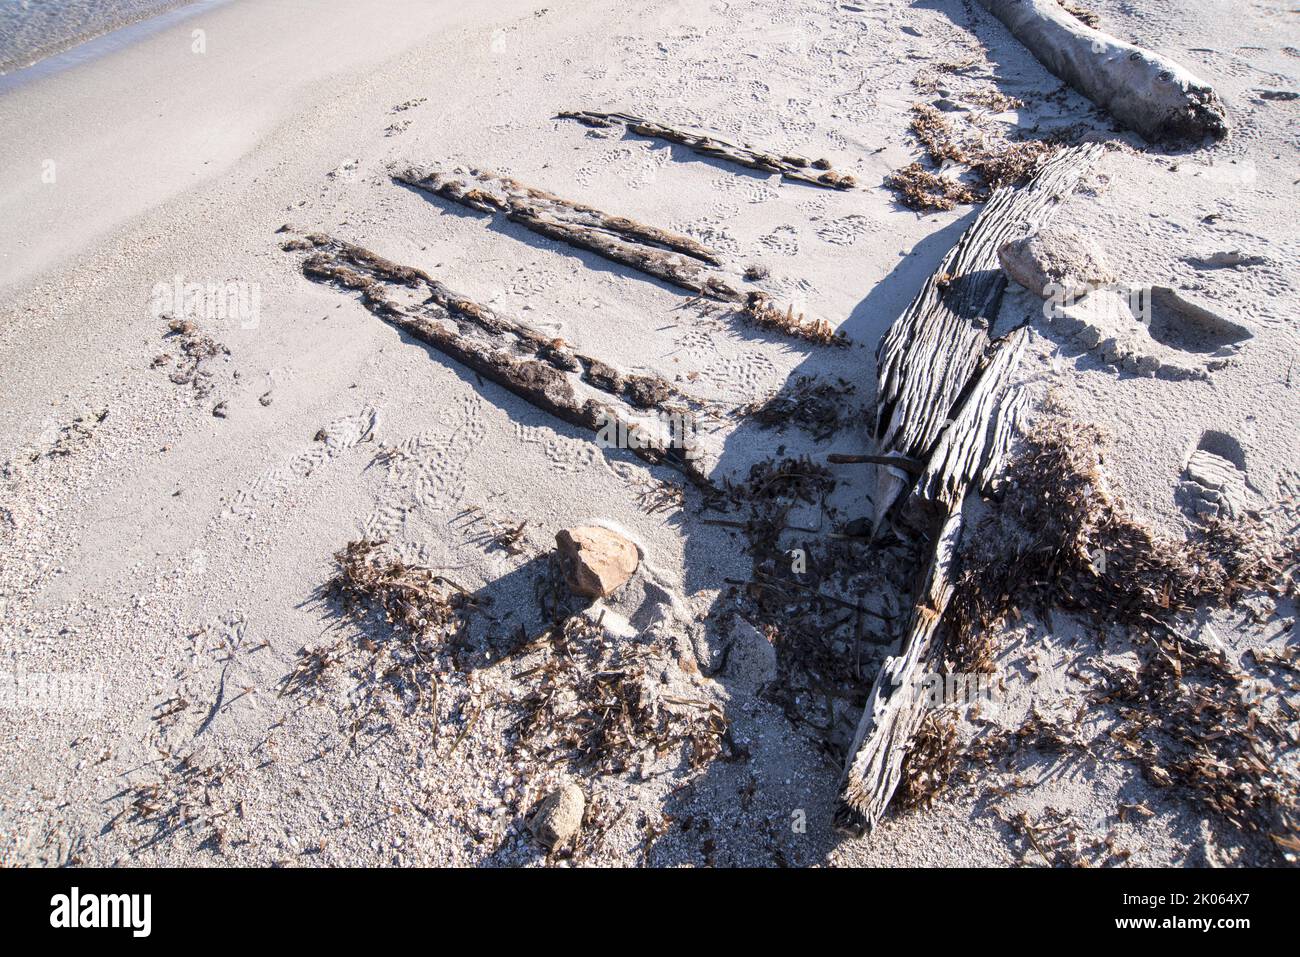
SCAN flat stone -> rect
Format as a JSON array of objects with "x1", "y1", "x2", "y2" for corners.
[
  {"x1": 998, "y1": 228, "x2": 1116, "y2": 300},
  {"x1": 723, "y1": 617, "x2": 777, "y2": 694},
  {"x1": 555, "y1": 525, "x2": 639, "y2": 598}
]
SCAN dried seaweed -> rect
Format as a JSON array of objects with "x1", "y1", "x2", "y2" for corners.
[
  {"x1": 741, "y1": 291, "x2": 848, "y2": 347},
  {"x1": 281, "y1": 540, "x2": 473, "y2": 743},
  {"x1": 742, "y1": 375, "x2": 856, "y2": 440},
  {"x1": 155, "y1": 318, "x2": 229, "y2": 399},
  {"x1": 325, "y1": 539, "x2": 468, "y2": 641},
  {"x1": 27, "y1": 408, "x2": 109, "y2": 463},
  {"x1": 949, "y1": 417, "x2": 1293, "y2": 632},
  {"x1": 888, "y1": 104, "x2": 1053, "y2": 211},
  {"x1": 1058, "y1": 0, "x2": 1102, "y2": 29},
  {"x1": 901, "y1": 414, "x2": 1299, "y2": 856},
  {"x1": 963, "y1": 87, "x2": 1026, "y2": 112},
  {"x1": 996, "y1": 806, "x2": 1130, "y2": 868},
  {"x1": 511, "y1": 616, "x2": 731, "y2": 775},
  {"x1": 895, "y1": 710, "x2": 961, "y2": 810},
  {"x1": 115, "y1": 752, "x2": 244, "y2": 854},
  {"x1": 710, "y1": 458, "x2": 918, "y2": 750}
]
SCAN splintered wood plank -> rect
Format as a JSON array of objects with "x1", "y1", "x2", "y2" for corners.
[
  {"x1": 282, "y1": 231, "x2": 711, "y2": 485},
  {"x1": 871, "y1": 143, "x2": 1102, "y2": 526},
  {"x1": 836, "y1": 146, "x2": 1104, "y2": 835},
  {"x1": 913, "y1": 326, "x2": 1029, "y2": 509},
  {"x1": 838, "y1": 503, "x2": 963, "y2": 832},
  {"x1": 837, "y1": 329, "x2": 1028, "y2": 833},
  {"x1": 558, "y1": 110, "x2": 857, "y2": 189}
]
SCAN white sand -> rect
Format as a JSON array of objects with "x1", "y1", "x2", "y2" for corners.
[{"x1": 0, "y1": 0, "x2": 1296, "y2": 866}]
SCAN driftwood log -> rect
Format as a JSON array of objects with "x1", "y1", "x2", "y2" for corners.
[
  {"x1": 871, "y1": 143, "x2": 1103, "y2": 529},
  {"x1": 976, "y1": 0, "x2": 1228, "y2": 144},
  {"x1": 393, "y1": 164, "x2": 845, "y2": 345},
  {"x1": 836, "y1": 145, "x2": 1104, "y2": 833},
  {"x1": 558, "y1": 110, "x2": 856, "y2": 189},
  {"x1": 282, "y1": 232, "x2": 711, "y2": 485},
  {"x1": 393, "y1": 165, "x2": 739, "y2": 300},
  {"x1": 838, "y1": 333, "x2": 1030, "y2": 834}
]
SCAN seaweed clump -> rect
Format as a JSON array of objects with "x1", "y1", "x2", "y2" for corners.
[
  {"x1": 281, "y1": 540, "x2": 473, "y2": 741},
  {"x1": 710, "y1": 457, "x2": 920, "y2": 754},
  {"x1": 512, "y1": 616, "x2": 732, "y2": 775},
  {"x1": 897, "y1": 414, "x2": 1299, "y2": 859},
  {"x1": 742, "y1": 375, "x2": 857, "y2": 441},
  {"x1": 741, "y1": 292, "x2": 848, "y2": 347},
  {"x1": 888, "y1": 104, "x2": 1053, "y2": 211}
]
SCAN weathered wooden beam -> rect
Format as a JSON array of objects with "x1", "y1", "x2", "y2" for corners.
[
  {"x1": 282, "y1": 232, "x2": 711, "y2": 485},
  {"x1": 837, "y1": 333, "x2": 1028, "y2": 833},
  {"x1": 393, "y1": 164, "x2": 847, "y2": 346},
  {"x1": 872, "y1": 143, "x2": 1102, "y2": 528},
  {"x1": 913, "y1": 327, "x2": 1030, "y2": 508},
  {"x1": 393, "y1": 165, "x2": 740, "y2": 301},
  {"x1": 558, "y1": 110, "x2": 857, "y2": 189},
  {"x1": 837, "y1": 503, "x2": 964, "y2": 833},
  {"x1": 975, "y1": 0, "x2": 1228, "y2": 144},
  {"x1": 835, "y1": 148, "x2": 1104, "y2": 834}
]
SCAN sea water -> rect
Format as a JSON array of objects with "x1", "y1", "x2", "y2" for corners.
[{"x1": 0, "y1": 0, "x2": 213, "y2": 78}]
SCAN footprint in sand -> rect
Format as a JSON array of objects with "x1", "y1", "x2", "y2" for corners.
[
  {"x1": 1049, "y1": 286, "x2": 1252, "y2": 381},
  {"x1": 674, "y1": 326, "x2": 778, "y2": 400},
  {"x1": 1178, "y1": 430, "x2": 1252, "y2": 521},
  {"x1": 574, "y1": 147, "x2": 635, "y2": 189},
  {"x1": 513, "y1": 422, "x2": 605, "y2": 475},
  {"x1": 760, "y1": 225, "x2": 801, "y2": 257},
  {"x1": 815, "y1": 214, "x2": 878, "y2": 246},
  {"x1": 361, "y1": 395, "x2": 485, "y2": 540},
  {"x1": 675, "y1": 219, "x2": 743, "y2": 256},
  {"x1": 709, "y1": 174, "x2": 780, "y2": 205},
  {"x1": 228, "y1": 405, "x2": 378, "y2": 518}
]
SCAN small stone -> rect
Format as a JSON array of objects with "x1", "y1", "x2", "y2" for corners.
[
  {"x1": 997, "y1": 228, "x2": 1116, "y2": 300},
  {"x1": 555, "y1": 525, "x2": 639, "y2": 598},
  {"x1": 528, "y1": 784, "x2": 585, "y2": 850},
  {"x1": 723, "y1": 617, "x2": 777, "y2": 694}
]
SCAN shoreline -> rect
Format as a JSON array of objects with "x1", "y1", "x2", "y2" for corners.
[{"x1": 0, "y1": 0, "x2": 218, "y2": 88}]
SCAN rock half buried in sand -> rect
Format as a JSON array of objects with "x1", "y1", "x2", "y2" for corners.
[
  {"x1": 555, "y1": 526, "x2": 639, "y2": 598},
  {"x1": 529, "y1": 784, "x2": 585, "y2": 850},
  {"x1": 998, "y1": 228, "x2": 1116, "y2": 300}
]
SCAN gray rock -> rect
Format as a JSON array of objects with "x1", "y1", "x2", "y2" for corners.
[
  {"x1": 722, "y1": 617, "x2": 777, "y2": 694},
  {"x1": 555, "y1": 525, "x2": 639, "y2": 598},
  {"x1": 997, "y1": 228, "x2": 1117, "y2": 300},
  {"x1": 529, "y1": 784, "x2": 585, "y2": 850}
]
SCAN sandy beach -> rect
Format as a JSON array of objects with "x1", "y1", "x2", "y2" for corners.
[{"x1": 0, "y1": 0, "x2": 1296, "y2": 868}]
